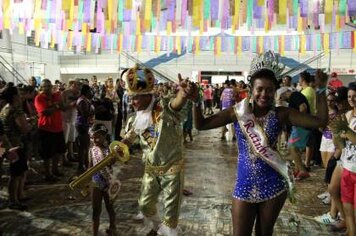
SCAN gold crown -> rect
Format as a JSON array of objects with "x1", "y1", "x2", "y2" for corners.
[
  {"x1": 249, "y1": 51, "x2": 285, "y2": 78},
  {"x1": 123, "y1": 64, "x2": 155, "y2": 95}
]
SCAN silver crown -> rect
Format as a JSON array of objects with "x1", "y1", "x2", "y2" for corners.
[{"x1": 249, "y1": 51, "x2": 285, "y2": 78}]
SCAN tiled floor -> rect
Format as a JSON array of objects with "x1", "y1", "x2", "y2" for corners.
[{"x1": 0, "y1": 128, "x2": 338, "y2": 235}]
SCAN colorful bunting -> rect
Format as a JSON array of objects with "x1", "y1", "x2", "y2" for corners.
[{"x1": 0, "y1": 0, "x2": 355, "y2": 54}]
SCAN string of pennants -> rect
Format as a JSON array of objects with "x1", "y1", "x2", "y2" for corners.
[
  {"x1": 37, "y1": 31, "x2": 356, "y2": 55},
  {"x1": 0, "y1": 0, "x2": 355, "y2": 54}
]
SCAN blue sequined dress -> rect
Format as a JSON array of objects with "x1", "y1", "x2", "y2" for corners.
[{"x1": 233, "y1": 110, "x2": 287, "y2": 203}]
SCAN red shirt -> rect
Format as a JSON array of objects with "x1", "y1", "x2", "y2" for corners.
[
  {"x1": 203, "y1": 87, "x2": 213, "y2": 100},
  {"x1": 34, "y1": 92, "x2": 63, "y2": 133},
  {"x1": 239, "y1": 91, "x2": 248, "y2": 100}
]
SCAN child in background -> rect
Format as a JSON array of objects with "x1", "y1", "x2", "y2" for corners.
[{"x1": 89, "y1": 123, "x2": 120, "y2": 236}]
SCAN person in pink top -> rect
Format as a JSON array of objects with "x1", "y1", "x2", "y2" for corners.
[{"x1": 203, "y1": 84, "x2": 214, "y2": 115}]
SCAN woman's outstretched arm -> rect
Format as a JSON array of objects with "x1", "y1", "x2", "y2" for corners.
[
  {"x1": 285, "y1": 92, "x2": 328, "y2": 129},
  {"x1": 280, "y1": 70, "x2": 328, "y2": 129},
  {"x1": 193, "y1": 105, "x2": 237, "y2": 130}
]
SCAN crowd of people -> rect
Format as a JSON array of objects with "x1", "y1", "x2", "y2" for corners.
[{"x1": 0, "y1": 50, "x2": 355, "y2": 236}]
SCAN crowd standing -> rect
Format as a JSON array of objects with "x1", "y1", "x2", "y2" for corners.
[{"x1": 0, "y1": 53, "x2": 354, "y2": 236}]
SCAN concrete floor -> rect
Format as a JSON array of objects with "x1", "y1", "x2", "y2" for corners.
[{"x1": 0, "y1": 128, "x2": 337, "y2": 235}]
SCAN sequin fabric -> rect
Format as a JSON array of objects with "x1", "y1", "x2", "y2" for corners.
[
  {"x1": 233, "y1": 110, "x2": 287, "y2": 203},
  {"x1": 91, "y1": 146, "x2": 110, "y2": 191},
  {"x1": 221, "y1": 88, "x2": 235, "y2": 110}
]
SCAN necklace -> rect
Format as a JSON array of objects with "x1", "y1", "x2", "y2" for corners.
[{"x1": 255, "y1": 110, "x2": 272, "y2": 129}]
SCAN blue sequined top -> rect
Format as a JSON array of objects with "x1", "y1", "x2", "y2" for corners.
[{"x1": 233, "y1": 110, "x2": 287, "y2": 203}]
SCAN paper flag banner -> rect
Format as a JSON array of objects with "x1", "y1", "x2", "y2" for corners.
[{"x1": 2, "y1": 0, "x2": 356, "y2": 55}]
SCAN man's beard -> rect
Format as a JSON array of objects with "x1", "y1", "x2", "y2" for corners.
[{"x1": 133, "y1": 97, "x2": 155, "y2": 134}]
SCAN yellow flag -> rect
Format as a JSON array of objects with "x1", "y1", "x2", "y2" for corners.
[
  {"x1": 237, "y1": 36, "x2": 242, "y2": 56},
  {"x1": 68, "y1": 31, "x2": 74, "y2": 49},
  {"x1": 69, "y1": 0, "x2": 74, "y2": 20},
  {"x1": 3, "y1": 0, "x2": 11, "y2": 29},
  {"x1": 66, "y1": 20, "x2": 72, "y2": 30},
  {"x1": 86, "y1": 33, "x2": 92, "y2": 52},
  {"x1": 107, "y1": 0, "x2": 112, "y2": 20},
  {"x1": 50, "y1": 32, "x2": 56, "y2": 48},
  {"x1": 4, "y1": 18, "x2": 11, "y2": 29},
  {"x1": 155, "y1": 36, "x2": 161, "y2": 54},
  {"x1": 167, "y1": 22, "x2": 172, "y2": 35},
  {"x1": 297, "y1": 16, "x2": 303, "y2": 32},
  {"x1": 323, "y1": 33, "x2": 329, "y2": 54},
  {"x1": 199, "y1": 20, "x2": 204, "y2": 34},
  {"x1": 335, "y1": 14, "x2": 340, "y2": 32},
  {"x1": 105, "y1": 20, "x2": 111, "y2": 33},
  {"x1": 280, "y1": 35, "x2": 285, "y2": 56},
  {"x1": 112, "y1": 0, "x2": 118, "y2": 22},
  {"x1": 136, "y1": 14, "x2": 141, "y2": 35},
  {"x1": 35, "y1": 29, "x2": 41, "y2": 47},
  {"x1": 82, "y1": 23, "x2": 87, "y2": 35},
  {"x1": 278, "y1": 0, "x2": 287, "y2": 24},
  {"x1": 195, "y1": 36, "x2": 200, "y2": 55},
  {"x1": 34, "y1": 19, "x2": 42, "y2": 30},
  {"x1": 118, "y1": 34, "x2": 123, "y2": 52},
  {"x1": 257, "y1": 36, "x2": 262, "y2": 54},
  {"x1": 137, "y1": 35, "x2": 142, "y2": 54},
  {"x1": 325, "y1": 0, "x2": 332, "y2": 24},
  {"x1": 300, "y1": 35, "x2": 305, "y2": 55},
  {"x1": 62, "y1": 0, "x2": 70, "y2": 10},
  {"x1": 3, "y1": 0, "x2": 10, "y2": 15},
  {"x1": 216, "y1": 37, "x2": 221, "y2": 56},
  {"x1": 18, "y1": 23, "x2": 25, "y2": 35},
  {"x1": 232, "y1": 0, "x2": 240, "y2": 32},
  {"x1": 176, "y1": 36, "x2": 181, "y2": 55},
  {"x1": 125, "y1": 0, "x2": 132, "y2": 9},
  {"x1": 258, "y1": 0, "x2": 264, "y2": 6},
  {"x1": 192, "y1": 0, "x2": 202, "y2": 27},
  {"x1": 144, "y1": 0, "x2": 152, "y2": 30},
  {"x1": 264, "y1": 12, "x2": 269, "y2": 32},
  {"x1": 145, "y1": 0, "x2": 152, "y2": 21}
]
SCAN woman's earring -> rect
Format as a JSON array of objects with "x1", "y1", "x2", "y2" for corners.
[{"x1": 249, "y1": 93, "x2": 254, "y2": 111}]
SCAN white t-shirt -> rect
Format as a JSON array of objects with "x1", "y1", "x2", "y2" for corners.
[
  {"x1": 340, "y1": 110, "x2": 356, "y2": 173},
  {"x1": 61, "y1": 89, "x2": 78, "y2": 123}
]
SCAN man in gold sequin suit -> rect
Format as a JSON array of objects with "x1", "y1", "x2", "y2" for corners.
[{"x1": 121, "y1": 65, "x2": 197, "y2": 236}]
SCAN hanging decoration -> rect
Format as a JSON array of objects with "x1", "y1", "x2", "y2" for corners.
[{"x1": 0, "y1": 0, "x2": 355, "y2": 54}]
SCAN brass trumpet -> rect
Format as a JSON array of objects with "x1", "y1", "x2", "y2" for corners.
[{"x1": 69, "y1": 141, "x2": 130, "y2": 197}]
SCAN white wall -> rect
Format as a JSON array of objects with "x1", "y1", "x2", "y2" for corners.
[
  {"x1": 59, "y1": 49, "x2": 356, "y2": 83},
  {"x1": 0, "y1": 30, "x2": 61, "y2": 84}
]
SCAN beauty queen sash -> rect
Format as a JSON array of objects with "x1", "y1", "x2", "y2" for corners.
[
  {"x1": 92, "y1": 146, "x2": 121, "y2": 201},
  {"x1": 234, "y1": 98, "x2": 296, "y2": 203}
]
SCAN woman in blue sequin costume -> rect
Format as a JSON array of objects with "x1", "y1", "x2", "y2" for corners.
[{"x1": 193, "y1": 52, "x2": 329, "y2": 236}]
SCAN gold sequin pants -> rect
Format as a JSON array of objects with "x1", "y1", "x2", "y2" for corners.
[{"x1": 138, "y1": 169, "x2": 184, "y2": 228}]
